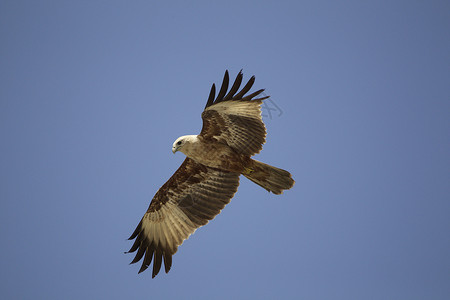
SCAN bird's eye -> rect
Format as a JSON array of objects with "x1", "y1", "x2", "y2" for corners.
[{"x1": 177, "y1": 141, "x2": 182, "y2": 145}]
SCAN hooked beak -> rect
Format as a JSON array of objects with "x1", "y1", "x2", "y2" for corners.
[{"x1": 172, "y1": 147, "x2": 177, "y2": 154}]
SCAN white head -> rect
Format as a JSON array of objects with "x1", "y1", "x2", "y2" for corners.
[{"x1": 172, "y1": 135, "x2": 198, "y2": 154}]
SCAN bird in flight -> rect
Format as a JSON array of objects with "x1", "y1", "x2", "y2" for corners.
[{"x1": 127, "y1": 70, "x2": 295, "y2": 277}]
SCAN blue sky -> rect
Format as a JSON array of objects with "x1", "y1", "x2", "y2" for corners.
[{"x1": 1, "y1": 1, "x2": 449, "y2": 299}]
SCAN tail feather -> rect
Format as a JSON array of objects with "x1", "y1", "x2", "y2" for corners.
[{"x1": 243, "y1": 159, "x2": 294, "y2": 194}]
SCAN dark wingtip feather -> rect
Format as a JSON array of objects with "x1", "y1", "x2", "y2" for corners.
[
  {"x1": 138, "y1": 263, "x2": 149, "y2": 274},
  {"x1": 203, "y1": 70, "x2": 266, "y2": 108},
  {"x1": 138, "y1": 252, "x2": 150, "y2": 273},
  {"x1": 130, "y1": 244, "x2": 146, "y2": 264},
  {"x1": 215, "y1": 70, "x2": 229, "y2": 103},
  {"x1": 223, "y1": 71, "x2": 243, "y2": 101},
  {"x1": 255, "y1": 95, "x2": 270, "y2": 101},
  {"x1": 128, "y1": 221, "x2": 142, "y2": 240},
  {"x1": 163, "y1": 252, "x2": 172, "y2": 273},
  {"x1": 127, "y1": 233, "x2": 142, "y2": 253},
  {"x1": 152, "y1": 249, "x2": 163, "y2": 278},
  {"x1": 138, "y1": 247, "x2": 154, "y2": 274},
  {"x1": 205, "y1": 83, "x2": 216, "y2": 109},
  {"x1": 234, "y1": 75, "x2": 255, "y2": 99},
  {"x1": 242, "y1": 88, "x2": 265, "y2": 101}
]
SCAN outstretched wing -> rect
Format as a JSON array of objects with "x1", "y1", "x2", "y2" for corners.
[
  {"x1": 200, "y1": 70, "x2": 269, "y2": 156},
  {"x1": 127, "y1": 158, "x2": 240, "y2": 278}
]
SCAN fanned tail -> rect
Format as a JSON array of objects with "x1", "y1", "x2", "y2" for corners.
[{"x1": 243, "y1": 159, "x2": 294, "y2": 194}]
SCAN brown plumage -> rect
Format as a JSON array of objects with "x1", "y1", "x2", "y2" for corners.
[{"x1": 127, "y1": 70, "x2": 294, "y2": 278}]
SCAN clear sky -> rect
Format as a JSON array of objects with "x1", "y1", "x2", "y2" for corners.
[{"x1": 1, "y1": 1, "x2": 449, "y2": 299}]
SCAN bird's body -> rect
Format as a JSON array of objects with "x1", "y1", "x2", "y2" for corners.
[
  {"x1": 127, "y1": 70, "x2": 295, "y2": 277},
  {"x1": 173, "y1": 135, "x2": 250, "y2": 173}
]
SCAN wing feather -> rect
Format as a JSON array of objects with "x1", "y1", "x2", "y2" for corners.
[
  {"x1": 223, "y1": 70, "x2": 243, "y2": 101},
  {"x1": 128, "y1": 158, "x2": 240, "y2": 277},
  {"x1": 130, "y1": 241, "x2": 146, "y2": 264},
  {"x1": 205, "y1": 83, "x2": 216, "y2": 109},
  {"x1": 234, "y1": 75, "x2": 255, "y2": 99},
  {"x1": 153, "y1": 249, "x2": 163, "y2": 277},
  {"x1": 215, "y1": 70, "x2": 229, "y2": 103},
  {"x1": 200, "y1": 70, "x2": 268, "y2": 156},
  {"x1": 163, "y1": 251, "x2": 172, "y2": 273},
  {"x1": 139, "y1": 248, "x2": 152, "y2": 274}
]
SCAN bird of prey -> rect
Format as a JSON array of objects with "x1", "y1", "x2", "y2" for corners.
[{"x1": 127, "y1": 70, "x2": 294, "y2": 277}]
